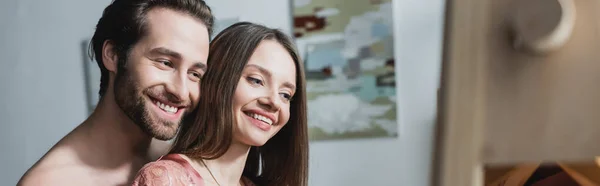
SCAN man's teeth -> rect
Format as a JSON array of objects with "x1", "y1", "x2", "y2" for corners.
[
  {"x1": 248, "y1": 113, "x2": 273, "y2": 125},
  {"x1": 156, "y1": 101, "x2": 178, "y2": 114}
]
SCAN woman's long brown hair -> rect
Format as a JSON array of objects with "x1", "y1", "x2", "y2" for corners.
[{"x1": 169, "y1": 22, "x2": 308, "y2": 186}]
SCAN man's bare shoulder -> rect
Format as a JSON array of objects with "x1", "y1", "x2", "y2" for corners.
[
  {"x1": 18, "y1": 128, "x2": 91, "y2": 186},
  {"x1": 18, "y1": 164, "x2": 94, "y2": 186}
]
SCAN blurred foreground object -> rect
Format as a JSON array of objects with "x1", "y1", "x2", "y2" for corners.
[{"x1": 435, "y1": 0, "x2": 600, "y2": 185}]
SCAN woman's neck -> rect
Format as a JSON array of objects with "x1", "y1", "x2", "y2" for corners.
[{"x1": 197, "y1": 141, "x2": 251, "y2": 185}]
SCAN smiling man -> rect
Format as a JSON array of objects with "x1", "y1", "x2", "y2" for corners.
[{"x1": 18, "y1": 0, "x2": 213, "y2": 185}]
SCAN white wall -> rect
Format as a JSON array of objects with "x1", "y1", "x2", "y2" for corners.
[
  {"x1": 0, "y1": 0, "x2": 110, "y2": 185},
  {"x1": 205, "y1": 0, "x2": 293, "y2": 35},
  {"x1": 0, "y1": 0, "x2": 444, "y2": 185}
]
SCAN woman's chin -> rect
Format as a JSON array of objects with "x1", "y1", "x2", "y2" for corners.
[{"x1": 239, "y1": 137, "x2": 269, "y2": 147}]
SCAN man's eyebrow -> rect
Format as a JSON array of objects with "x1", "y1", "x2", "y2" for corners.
[
  {"x1": 192, "y1": 62, "x2": 207, "y2": 71},
  {"x1": 150, "y1": 47, "x2": 206, "y2": 71},
  {"x1": 148, "y1": 47, "x2": 181, "y2": 60}
]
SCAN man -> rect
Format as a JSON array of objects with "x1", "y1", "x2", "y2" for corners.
[{"x1": 18, "y1": 0, "x2": 213, "y2": 185}]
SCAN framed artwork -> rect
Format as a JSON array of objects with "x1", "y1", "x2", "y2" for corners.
[{"x1": 293, "y1": 0, "x2": 397, "y2": 141}]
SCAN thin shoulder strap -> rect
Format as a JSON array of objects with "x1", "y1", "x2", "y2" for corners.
[{"x1": 159, "y1": 154, "x2": 204, "y2": 184}]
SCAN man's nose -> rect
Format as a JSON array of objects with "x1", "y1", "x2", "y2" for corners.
[{"x1": 165, "y1": 72, "x2": 189, "y2": 103}]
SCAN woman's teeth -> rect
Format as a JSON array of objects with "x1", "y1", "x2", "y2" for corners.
[{"x1": 247, "y1": 113, "x2": 273, "y2": 125}]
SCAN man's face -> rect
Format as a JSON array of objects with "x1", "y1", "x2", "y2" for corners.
[{"x1": 113, "y1": 8, "x2": 210, "y2": 140}]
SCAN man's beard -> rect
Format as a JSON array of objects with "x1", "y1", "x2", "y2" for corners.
[{"x1": 113, "y1": 66, "x2": 187, "y2": 141}]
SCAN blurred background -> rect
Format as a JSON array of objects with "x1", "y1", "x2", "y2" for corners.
[{"x1": 0, "y1": 0, "x2": 445, "y2": 185}]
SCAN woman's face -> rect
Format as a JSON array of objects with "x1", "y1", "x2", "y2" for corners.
[{"x1": 232, "y1": 40, "x2": 297, "y2": 146}]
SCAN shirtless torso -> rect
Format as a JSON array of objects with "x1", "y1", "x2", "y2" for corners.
[{"x1": 18, "y1": 110, "x2": 153, "y2": 186}]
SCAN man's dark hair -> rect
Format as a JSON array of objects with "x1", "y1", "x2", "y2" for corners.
[{"x1": 90, "y1": 0, "x2": 214, "y2": 97}]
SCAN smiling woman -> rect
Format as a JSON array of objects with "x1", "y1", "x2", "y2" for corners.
[{"x1": 132, "y1": 22, "x2": 308, "y2": 186}]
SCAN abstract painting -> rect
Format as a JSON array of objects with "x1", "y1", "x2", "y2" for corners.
[{"x1": 293, "y1": 0, "x2": 397, "y2": 141}]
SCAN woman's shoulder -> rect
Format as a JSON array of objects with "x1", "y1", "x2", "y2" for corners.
[{"x1": 132, "y1": 154, "x2": 201, "y2": 186}]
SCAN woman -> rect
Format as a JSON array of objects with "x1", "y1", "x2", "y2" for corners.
[{"x1": 132, "y1": 22, "x2": 308, "y2": 186}]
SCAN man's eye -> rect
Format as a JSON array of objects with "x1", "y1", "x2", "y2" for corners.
[
  {"x1": 158, "y1": 60, "x2": 173, "y2": 68},
  {"x1": 189, "y1": 72, "x2": 201, "y2": 82}
]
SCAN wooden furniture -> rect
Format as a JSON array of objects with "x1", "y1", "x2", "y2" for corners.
[{"x1": 435, "y1": 0, "x2": 600, "y2": 185}]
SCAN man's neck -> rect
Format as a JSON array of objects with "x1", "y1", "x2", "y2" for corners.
[
  {"x1": 79, "y1": 93, "x2": 153, "y2": 169},
  {"x1": 202, "y1": 141, "x2": 251, "y2": 185}
]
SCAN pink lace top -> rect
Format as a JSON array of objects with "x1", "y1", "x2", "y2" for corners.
[{"x1": 132, "y1": 154, "x2": 255, "y2": 186}]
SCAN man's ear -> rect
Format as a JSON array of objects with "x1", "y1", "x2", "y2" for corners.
[{"x1": 101, "y1": 40, "x2": 119, "y2": 73}]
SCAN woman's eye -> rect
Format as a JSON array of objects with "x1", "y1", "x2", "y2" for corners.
[
  {"x1": 247, "y1": 77, "x2": 263, "y2": 85},
  {"x1": 280, "y1": 93, "x2": 292, "y2": 101}
]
